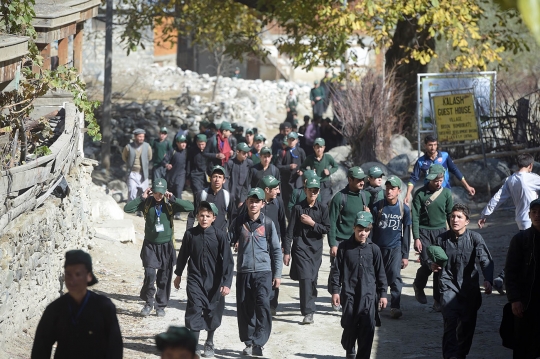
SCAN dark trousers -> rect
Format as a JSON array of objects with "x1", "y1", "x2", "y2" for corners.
[
  {"x1": 153, "y1": 166, "x2": 167, "y2": 182},
  {"x1": 140, "y1": 266, "x2": 172, "y2": 308},
  {"x1": 442, "y1": 293, "x2": 480, "y2": 359},
  {"x1": 236, "y1": 271, "x2": 272, "y2": 347},
  {"x1": 414, "y1": 227, "x2": 446, "y2": 303},
  {"x1": 319, "y1": 182, "x2": 333, "y2": 206},
  {"x1": 342, "y1": 309, "x2": 375, "y2": 359},
  {"x1": 299, "y1": 277, "x2": 318, "y2": 315},
  {"x1": 190, "y1": 173, "x2": 207, "y2": 195},
  {"x1": 513, "y1": 306, "x2": 540, "y2": 359},
  {"x1": 380, "y1": 246, "x2": 403, "y2": 309},
  {"x1": 270, "y1": 288, "x2": 279, "y2": 310},
  {"x1": 170, "y1": 175, "x2": 186, "y2": 201}
]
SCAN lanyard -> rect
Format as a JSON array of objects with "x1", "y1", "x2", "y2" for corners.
[
  {"x1": 155, "y1": 205, "x2": 162, "y2": 223},
  {"x1": 68, "y1": 291, "x2": 90, "y2": 326},
  {"x1": 289, "y1": 148, "x2": 299, "y2": 159}
]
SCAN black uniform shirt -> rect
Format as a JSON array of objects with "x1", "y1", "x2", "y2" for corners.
[
  {"x1": 188, "y1": 147, "x2": 214, "y2": 175},
  {"x1": 226, "y1": 157, "x2": 253, "y2": 205},
  {"x1": 250, "y1": 163, "x2": 281, "y2": 189},
  {"x1": 284, "y1": 199, "x2": 330, "y2": 255},
  {"x1": 164, "y1": 147, "x2": 187, "y2": 184},
  {"x1": 31, "y1": 291, "x2": 123, "y2": 359},
  {"x1": 262, "y1": 196, "x2": 287, "y2": 239},
  {"x1": 187, "y1": 187, "x2": 230, "y2": 231}
]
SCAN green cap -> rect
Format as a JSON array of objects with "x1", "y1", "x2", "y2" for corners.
[
  {"x1": 426, "y1": 164, "x2": 445, "y2": 181},
  {"x1": 385, "y1": 175, "x2": 402, "y2": 188},
  {"x1": 160, "y1": 127, "x2": 168, "y2": 133},
  {"x1": 175, "y1": 135, "x2": 187, "y2": 142},
  {"x1": 237, "y1": 142, "x2": 251, "y2": 152},
  {"x1": 220, "y1": 121, "x2": 233, "y2": 131},
  {"x1": 153, "y1": 178, "x2": 167, "y2": 194},
  {"x1": 245, "y1": 128, "x2": 254, "y2": 134},
  {"x1": 247, "y1": 187, "x2": 265, "y2": 200},
  {"x1": 260, "y1": 175, "x2": 280, "y2": 189},
  {"x1": 199, "y1": 201, "x2": 218, "y2": 216},
  {"x1": 530, "y1": 198, "x2": 540, "y2": 209},
  {"x1": 196, "y1": 134, "x2": 207, "y2": 142},
  {"x1": 260, "y1": 146, "x2": 272, "y2": 155},
  {"x1": 355, "y1": 211, "x2": 373, "y2": 227},
  {"x1": 210, "y1": 165, "x2": 227, "y2": 176},
  {"x1": 302, "y1": 169, "x2": 321, "y2": 181},
  {"x1": 427, "y1": 245, "x2": 448, "y2": 267},
  {"x1": 288, "y1": 132, "x2": 299, "y2": 139},
  {"x1": 254, "y1": 134, "x2": 266, "y2": 142},
  {"x1": 348, "y1": 166, "x2": 367, "y2": 179},
  {"x1": 64, "y1": 250, "x2": 98, "y2": 286},
  {"x1": 155, "y1": 326, "x2": 197, "y2": 353},
  {"x1": 368, "y1": 166, "x2": 384, "y2": 178},
  {"x1": 314, "y1": 79, "x2": 320, "y2": 85},
  {"x1": 305, "y1": 177, "x2": 321, "y2": 189},
  {"x1": 314, "y1": 138, "x2": 325, "y2": 146}
]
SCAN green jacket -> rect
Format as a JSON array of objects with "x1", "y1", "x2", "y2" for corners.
[
  {"x1": 151, "y1": 139, "x2": 173, "y2": 166},
  {"x1": 328, "y1": 188, "x2": 371, "y2": 247},
  {"x1": 411, "y1": 185, "x2": 453, "y2": 239},
  {"x1": 123, "y1": 196, "x2": 194, "y2": 244},
  {"x1": 300, "y1": 154, "x2": 337, "y2": 183}
]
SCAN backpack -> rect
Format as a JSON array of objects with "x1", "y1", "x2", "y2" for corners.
[
  {"x1": 143, "y1": 197, "x2": 175, "y2": 242},
  {"x1": 338, "y1": 187, "x2": 368, "y2": 224},
  {"x1": 200, "y1": 188, "x2": 230, "y2": 211}
]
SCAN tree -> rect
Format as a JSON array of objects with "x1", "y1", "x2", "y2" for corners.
[{"x1": 118, "y1": 0, "x2": 529, "y2": 134}]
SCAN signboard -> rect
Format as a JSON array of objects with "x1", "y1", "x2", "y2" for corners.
[{"x1": 432, "y1": 93, "x2": 478, "y2": 142}]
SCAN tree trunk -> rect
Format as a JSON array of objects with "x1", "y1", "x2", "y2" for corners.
[
  {"x1": 101, "y1": 0, "x2": 113, "y2": 170},
  {"x1": 385, "y1": 18, "x2": 434, "y2": 135}
]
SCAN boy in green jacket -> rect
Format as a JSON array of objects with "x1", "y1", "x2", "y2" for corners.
[
  {"x1": 299, "y1": 137, "x2": 337, "y2": 204},
  {"x1": 411, "y1": 164, "x2": 453, "y2": 311},
  {"x1": 124, "y1": 179, "x2": 194, "y2": 317}
]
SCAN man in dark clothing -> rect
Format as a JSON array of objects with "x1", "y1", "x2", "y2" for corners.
[
  {"x1": 271, "y1": 122, "x2": 291, "y2": 155},
  {"x1": 299, "y1": 137, "x2": 337, "y2": 205},
  {"x1": 505, "y1": 198, "x2": 540, "y2": 359},
  {"x1": 204, "y1": 121, "x2": 234, "y2": 170},
  {"x1": 431, "y1": 203, "x2": 493, "y2": 359},
  {"x1": 250, "y1": 146, "x2": 281, "y2": 190},
  {"x1": 188, "y1": 165, "x2": 231, "y2": 232},
  {"x1": 287, "y1": 170, "x2": 321, "y2": 212},
  {"x1": 229, "y1": 188, "x2": 283, "y2": 357},
  {"x1": 174, "y1": 201, "x2": 234, "y2": 358},
  {"x1": 163, "y1": 135, "x2": 188, "y2": 212},
  {"x1": 187, "y1": 134, "x2": 213, "y2": 195},
  {"x1": 32, "y1": 250, "x2": 123, "y2": 359},
  {"x1": 284, "y1": 177, "x2": 330, "y2": 324},
  {"x1": 124, "y1": 179, "x2": 194, "y2": 316},
  {"x1": 412, "y1": 164, "x2": 453, "y2": 311},
  {"x1": 370, "y1": 176, "x2": 411, "y2": 319},
  {"x1": 245, "y1": 128, "x2": 255, "y2": 148},
  {"x1": 365, "y1": 165, "x2": 385, "y2": 206},
  {"x1": 275, "y1": 132, "x2": 306, "y2": 216},
  {"x1": 225, "y1": 142, "x2": 253, "y2": 217},
  {"x1": 155, "y1": 326, "x2": 198, "y2": 359},
  {"x1": 259, "y1": 175, "x2": 287, "y2": 315},
  {"x1": 152, "y1": 127, "x2": 173, "y2": 181},
  {"x1": 329, "y1": 211, "x2": 387, "y2": 359},
  {"x1": 249, "y1": 134, "x2": 265, "y2": 166},
  {"x1": 320, "y1": 69, "x2": 333, "y2": 113},
  {"x1": 310, "y1": 80, "x2": 326, "y2": 120}
]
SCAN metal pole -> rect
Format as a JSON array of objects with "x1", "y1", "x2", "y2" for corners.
[{"x1": 101, "y1": 0, "x2": 113, "y2": 170}]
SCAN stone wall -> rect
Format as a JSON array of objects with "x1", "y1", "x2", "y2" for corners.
[{"x1": 0, "y1": 161, "x2": 96, "y2": 350}]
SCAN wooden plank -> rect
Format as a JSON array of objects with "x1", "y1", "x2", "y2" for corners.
[
  {"x1": 35, "y1": 23, "x2": 76, "y2": 44},
  {"x1": 77, "y1": 7, "x2": 98, "y2": 22},
  {"x1": 32, "y1": 5, "x2": 80, "y2": 28},
  {"x1": 35, "y1": 175, "x2": 63, "y2": 207},
  {"x1": 58, "y1": 38, "x2": 69, "y2": 66},
  {"x1": 73, "y1": 23, "x2": 83, "y2": 73},
  {"x1": 0, "y1": 41, "x2": 28, "y2": 62},
  {"x1": 0, "y1": 197, "x2": 37, "y2": 232},
  {"x1": 0, "y1": 58, "x2": 22, "y2": 84},
  {"x1": 0, "y1": 166, "x2": 53, "y2": 195}
]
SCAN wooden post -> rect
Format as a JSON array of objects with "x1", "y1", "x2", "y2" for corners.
[
  {"x1": 34, "y1": 43, "x2": 51, "y2": 73},
  {"x1": 73, "y1": 23, "x2": 84, "y2": 74},
  {"x1": 58, "y1": 37, "x2": 69, "y2": 66}
]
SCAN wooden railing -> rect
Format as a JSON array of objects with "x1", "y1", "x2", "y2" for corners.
[{"x1": 0, "y1": 101, "x2": 80, "y2": 230}]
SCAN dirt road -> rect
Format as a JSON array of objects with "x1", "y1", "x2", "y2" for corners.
[{"x1": 6, "y1": 205, "x2": 517, "y2": 358}]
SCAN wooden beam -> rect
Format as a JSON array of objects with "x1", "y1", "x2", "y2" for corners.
[
  {"x1": 73, "y1": 23, "x2": 84, "y2": 73},
  {"x1": 453, "y1": 146, "x2": 540, "y2": 164},
  {"x1": 58, "y1": 37, "x2": 69, "y2": 66},
  {"x1": 34, "y1": 43, "x2": 52, "y2": 73}
]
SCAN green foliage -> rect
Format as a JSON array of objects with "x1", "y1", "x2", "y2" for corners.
[
  {"x1": 34, "y1": 145, "x2": 51, "y2": 157},
  {"x1": 0, "y1": 0, "x2": 101, "y2": 144}
]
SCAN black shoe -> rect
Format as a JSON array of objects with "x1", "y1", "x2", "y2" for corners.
[
  {"x1": 140, "y1": 304, "x2": 153, "y2": 316},
  {"x1": 252, "y1": 345, "x2": 263, "y2": 356},
  {"x1": 156, "y1": 308, "x2": 165, "y2": 317},
  {"x1": 432, "y1": 301, "x2": 441, "y2": 312},
  {"x1": 136, "y1": 211, "x2": 143, "y2": 217},
  {"x1": 413, "y1": 283, "x2": 427, "y2": 304},
  {"x1": 493, "y1": 276, "x2": 505, "y2": 295},
  {"x1": 270, "y1": 307, "x2": 277, "y2": 317},
  {"x1": 302, "y1": 313, "x2": 314, "y2": 324},
  {"x1": 242, "y1": 345, "x2": 252, "y2": 355},
  {"x1": 202, "y1": 342, "x2": 214, "y2": 357},
  {"x1": 174, "y1": 213, "x2": 181, "y2": 220}
]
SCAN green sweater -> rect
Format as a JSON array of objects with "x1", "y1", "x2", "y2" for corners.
[
  {"x1": 151, "y1": 139, "x2": 173, "y2": 166},
  {"x1": 300, "y1": 154, "x2": 337, "y2": 183},
  {"x1": 123, "y1": 196, "x2": 194, "y2": 244},
  {"x1": 411, "y1": 185, "x2": 453, "y2": 239},
  {"x1": 328, "y1": 188, "x2": 371, "y2": 247}
]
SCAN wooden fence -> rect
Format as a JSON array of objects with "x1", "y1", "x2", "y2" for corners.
[{"x1": 0, "y1": 101, "x2": 80, "y2": 230}]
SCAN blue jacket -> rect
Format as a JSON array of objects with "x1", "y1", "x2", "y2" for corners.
[{"x1": 409, "y1": 151, "x2": 463, "y2": 189}]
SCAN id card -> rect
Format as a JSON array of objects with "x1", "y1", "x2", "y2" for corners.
[{"x1": 155, "y1": 223, "x2": 165, "y2": 232}]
